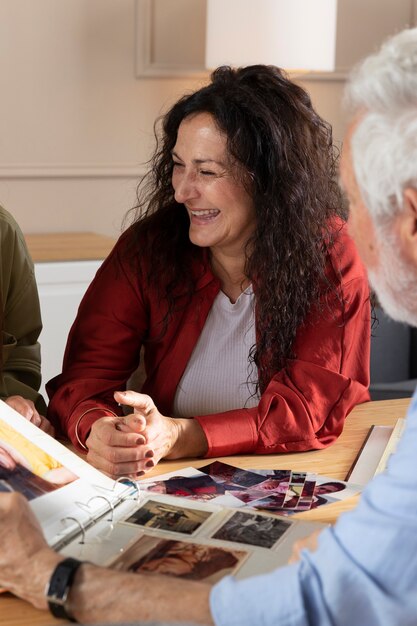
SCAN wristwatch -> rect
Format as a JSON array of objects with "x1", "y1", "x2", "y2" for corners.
[{"x1": 46, "y1": 557, "x2": 84, "y2": 622}]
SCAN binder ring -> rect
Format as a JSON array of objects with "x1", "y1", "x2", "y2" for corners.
[
  {"x1": 60, "y1": 516, "x2": 86, "y2": 544},
  {"x1": 87, "y1": 494, "x2": 115, "y2": 522},
  {"x1": 75, "y1": 501, "x2": 94, "y2": 520},
  {"x1": 114, "y1": 476, "x2": 141, "y2": 501}
]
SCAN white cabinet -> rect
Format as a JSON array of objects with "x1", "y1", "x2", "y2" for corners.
[{"x1": 34, "y1": 260, "x2": 103, "y2": 399}]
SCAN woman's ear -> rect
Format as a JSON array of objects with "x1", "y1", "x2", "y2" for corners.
[{"x1": 398, "y1": 187, "x2": 417, "y2": 262}]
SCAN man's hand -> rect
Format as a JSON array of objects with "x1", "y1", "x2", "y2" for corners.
[
  {"x1": 5, "y1": 396, "x2": 55, "y2": 435},
  {"x1": 85, "y1": 412, "x2": 155, "y2": 478},
  {"x1": 0, "y1": 494, "x2": 213, "y2": 624},
  {"x1": 0, "y1": 493, "x2": 62, "y2": 609},
  {"x1": 288, "y1": 529, "x2": 322, "y2": 564}
]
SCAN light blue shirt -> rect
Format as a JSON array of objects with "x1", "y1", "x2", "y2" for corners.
[{"x1": 211, "y1": 390, "x2": 417, "y2": 625}]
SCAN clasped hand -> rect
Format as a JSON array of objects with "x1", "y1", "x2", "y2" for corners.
[{"x1": 85, "y1": 391, "x2": 180, "y2": 479}]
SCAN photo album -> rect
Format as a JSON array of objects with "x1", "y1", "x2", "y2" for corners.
[{"x1": 0, "y1": 399, "x2": 336, "y2": 584}]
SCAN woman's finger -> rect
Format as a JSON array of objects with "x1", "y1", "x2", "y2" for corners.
[{"x1": 114, "y1": 390, "x2": 155, "y2": 415}]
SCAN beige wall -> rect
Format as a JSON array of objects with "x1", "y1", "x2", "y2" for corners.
[
  {"x1": 0, "y1": 0, "x2": 206, "y2": 236},
  {"x1": 0, "y1": 0, "x2": 415, "y2": 237}
]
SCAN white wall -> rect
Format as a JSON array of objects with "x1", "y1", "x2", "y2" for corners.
[{"x1": 0, "y1": 0, "x2": 415, "y2": 237}]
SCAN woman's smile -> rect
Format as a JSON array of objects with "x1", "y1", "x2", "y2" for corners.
[{"x1": 172, "y1": 112, "x2": 256, "y2": 255}]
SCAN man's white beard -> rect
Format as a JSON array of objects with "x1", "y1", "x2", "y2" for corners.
[{"x1": 368, "y1": 224, "x2": 417, "y2": 327}]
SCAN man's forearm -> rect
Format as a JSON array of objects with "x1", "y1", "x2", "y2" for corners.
[{"x1": 70, "y1": 563, "x2": 214, "y2": 625}]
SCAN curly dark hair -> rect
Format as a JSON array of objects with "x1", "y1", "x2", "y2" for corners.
[{"x1": 126, "y1": 65, "x2": 344, "y2": 392}]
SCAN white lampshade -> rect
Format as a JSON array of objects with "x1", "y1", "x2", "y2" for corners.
[{"x1": 206, "y1": 0, "x2": 338, "y2": 72}]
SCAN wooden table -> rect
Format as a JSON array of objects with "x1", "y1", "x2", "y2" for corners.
[{"x1": 1, "y1": 397, "x2": 411, "y2": 626}]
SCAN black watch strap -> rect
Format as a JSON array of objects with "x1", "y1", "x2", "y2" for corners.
[{"x1": 46, "y1": 557, "x2": 84, "y2": 622}]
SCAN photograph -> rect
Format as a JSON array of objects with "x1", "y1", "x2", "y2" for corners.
[
  {"x1": 124, "y1": 500, "x2": 212, "y2": 535},
  {"x1": 199, "y1": 461, "x2": 268, "y2": 488},
  {"x1": 246, "y1": 475, "x2": 291, "y2": 495},
  {"x1": 212, "y1": 511, "x2": 291, "y2": 549},
  {"x1": 248, "y1": 494, "x2": 292, "y2": 512},
  {"x1": 143, "y1": 474, "x2": 227, "y2": 500},
  {"x1": 111, "y1": 535, "x2": 247, "y2": 584},
  {"x1": 290, "y1": 472, "x2": 308, "y2": 485},
  {"x1": 309, "y1": 480, "x2": 352, "y2": 510},
  {"x1": 0, "y1": 417, "x2": 78, "y2": 500},
  {"x1": 300, "y1": 479, "x2": 317, "y2": 498},
  {"x1": 230, "y1": 488, "x2": 287, "y2": 507}
]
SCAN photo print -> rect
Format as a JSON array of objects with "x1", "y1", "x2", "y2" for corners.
[
  {"x1": 0, "y1": 417, "x2": 78, "y2": 500},
  {"x1": 212, "y1": 511, "x2": 291, "y2": 549},
  {"x1": 199, "y1": 461, "x2": 268, "y2": 489},
  {"x1": 140, "y1": 464, "x2": 361, "y2": 516},
  {"x1": 143, "y1": 474, "x2": 227, "y2": 500},
  {"x1": 112, "y1": 535, "x2": 247, "y2": 584},
  {"x1": 125, "y1": 500, "x2": 212, "y2": 535}
]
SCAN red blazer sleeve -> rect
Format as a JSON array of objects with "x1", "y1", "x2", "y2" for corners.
[
  {"x1": 194, "y1": 272, "x2": 371, "y2": 457},
  {"x1": 46, "y1": 236, "x2": 148, "y2": 450}
]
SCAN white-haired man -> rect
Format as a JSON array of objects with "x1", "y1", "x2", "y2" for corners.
[{"x1": 1, "y1": 27, "x2": 417, "y2": 626}]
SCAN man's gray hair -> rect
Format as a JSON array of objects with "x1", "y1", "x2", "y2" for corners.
[{"x1": 344, "y1": 27, "x2": 417, "y2": 222}]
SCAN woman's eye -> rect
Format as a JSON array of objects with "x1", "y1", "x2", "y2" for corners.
[
  {"x1": 200, "y1": 169, "x2": 215, "y2": 176},
  {"x1": 172, "y1": 161, "x2": 184, "y2": 168}
]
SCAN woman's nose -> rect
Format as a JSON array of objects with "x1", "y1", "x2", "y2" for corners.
[{"x1": 173, "y1": 171, "x2": 199, "y2": 204}]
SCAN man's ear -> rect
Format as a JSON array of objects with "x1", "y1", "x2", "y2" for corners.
[{"x1": 398, "y1": 187, "x2": 417, "y2": 262}]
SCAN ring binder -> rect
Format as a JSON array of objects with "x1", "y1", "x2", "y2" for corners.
[
  {"x1": 75, "y1": 500, "x2": 95, "y2": 519},
  {"x1": 60, "y1": 516, "x2": 86, "y2": 544},
  {"x1": 115, "y1": 476, "x2": 141, "y2": 501},
  {"x1": 88, "y1": 494, "x2": 115, "y2": 522},
  {"x1": 0, "y1": 400, "x2": 146, "y2": 556}
]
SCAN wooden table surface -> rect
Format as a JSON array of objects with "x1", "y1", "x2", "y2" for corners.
[
  {"x1": 24, "y1": 232, "x2": 115, "y2": 263},
  {"x1": 1, "y1": 397, "x2": 411, "y2": 626}
]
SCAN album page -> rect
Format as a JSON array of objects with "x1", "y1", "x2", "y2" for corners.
[
  {"x1": 0, "y1": 400, "x2": 133, "y2": 547},
  {"x1": 61, "y1": 491, "x2": 326, "y2": 582}
]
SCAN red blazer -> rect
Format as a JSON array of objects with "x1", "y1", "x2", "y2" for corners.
[{"x1": 47, "y1": 221, "x2": 370, "y2": 456}]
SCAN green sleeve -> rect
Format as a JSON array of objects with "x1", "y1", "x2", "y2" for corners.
[{"x1": 0, "y1": 206, "x2": 47, "y2": 414}]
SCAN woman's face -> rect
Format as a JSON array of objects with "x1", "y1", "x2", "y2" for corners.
[{"x1": 172, "y1": 112, "x2": 256, "y2": 256}]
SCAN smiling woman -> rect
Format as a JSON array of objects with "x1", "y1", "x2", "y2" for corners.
[
  {"x1": 171, "y1": 112, "x2": 256, "y2": 286},
  {"x1": 47, "y1": 65, "x2": 371, "y2": 478}
]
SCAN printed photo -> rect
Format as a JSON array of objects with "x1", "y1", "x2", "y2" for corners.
[
  {"x1": 310, "y1": 480, "x2": 350, "y2": 509},
  {"x1": 112, "y1": 535, "x2": 247, "y2": 584},
  {"x1": 125, "y1": 500, "x2": 212, "y2": 535},
  {"x1": 247, "y1": 469, "x2": 293, "y2": 481},
  {"x1": 143, "y1": 474, "x2": 227, "y2": 500},
  {"x1": 231, "y1": 488, "x2": 286, "y2": 506},
  {"x1": 253, "y1": 476, "x2": 291, "y2": 494},
  {"x1": 300, "y1": 479, "x2": 317, "y2": 498},
  {"x1": 199, "y1": 461, "x2": 267, "y2": 488},
  {"x1": 290, "y1": 472, "x2": 308, "y2": 485},
  {"x1": 249, "y1": 494, "x2": 291, "y2": 511},
  {"x1": 212, "y1": 511, "x2": 291, "y2": 549},
  {"x1": 0, "y1": 417, "x2": 78, "y2": 500}
]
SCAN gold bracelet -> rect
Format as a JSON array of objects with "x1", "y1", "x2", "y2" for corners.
[{"x1": 74, "y1": 406, "x2": 118, "y2": 451}]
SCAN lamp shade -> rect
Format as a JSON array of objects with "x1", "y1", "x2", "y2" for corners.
[{"x1": 206, "y1": 0, "x2": 338, "y2": 72}]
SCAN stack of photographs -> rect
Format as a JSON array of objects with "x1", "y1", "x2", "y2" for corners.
[{"x1": 140, "y1": 461, "x2": 362, "y2": 515}]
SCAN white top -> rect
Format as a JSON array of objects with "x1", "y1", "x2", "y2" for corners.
[{"x1": 173, "y1": 287, "x2": 259, "y2": 417}]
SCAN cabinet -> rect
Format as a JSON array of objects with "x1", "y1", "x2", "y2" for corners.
[{"x1": 25, "y1": 233, "x2": 115, "y2": 399}]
